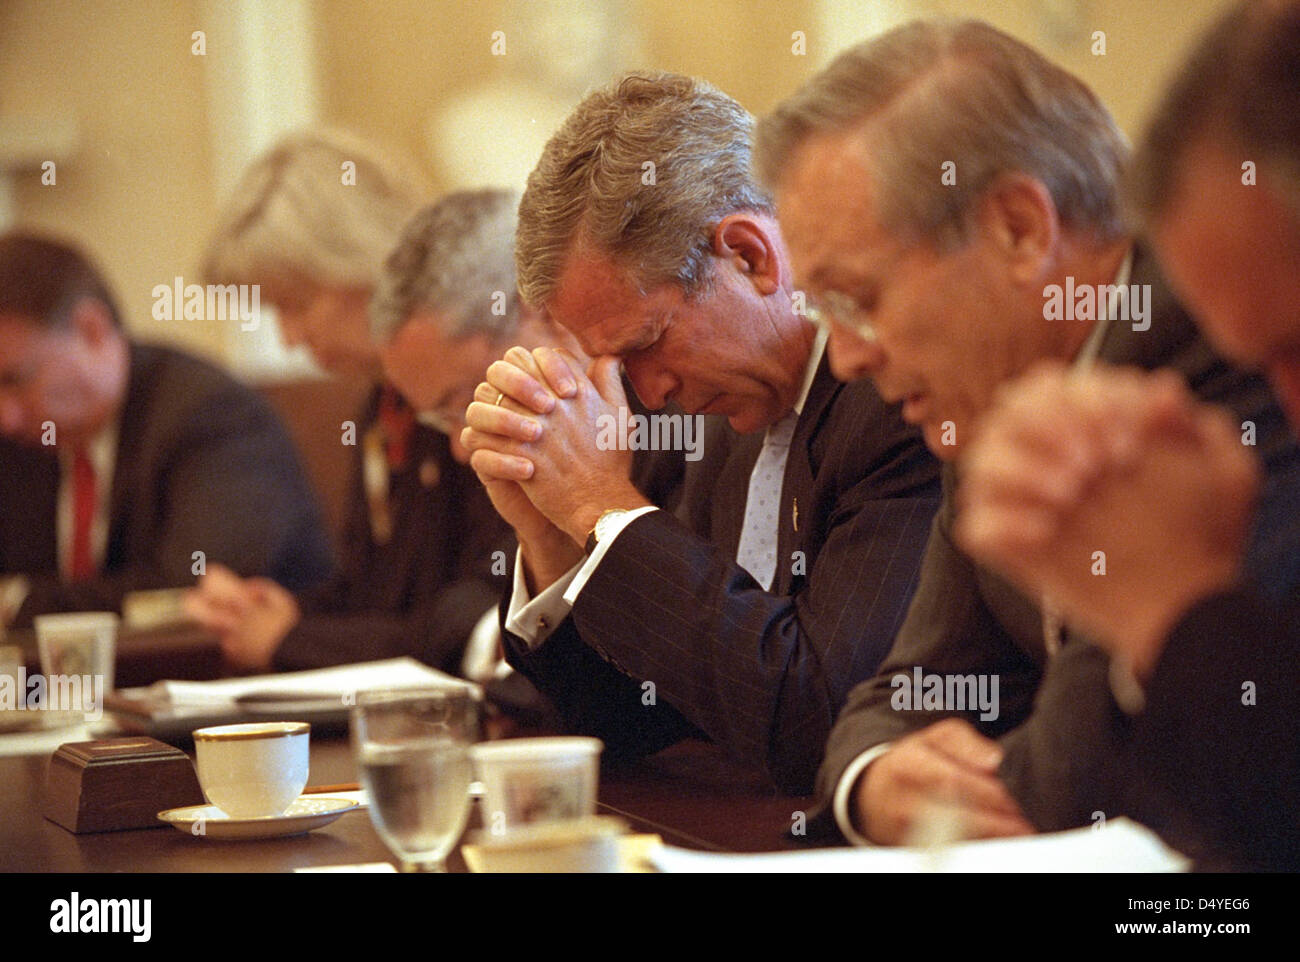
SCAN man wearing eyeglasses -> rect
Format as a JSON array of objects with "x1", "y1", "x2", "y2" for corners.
[
  {"x1": 756, "y1": 20, "x2": 1300, "y2": 851},
  {"x1": 376, "y1": 190, "x2": 683, "y2": 691}
]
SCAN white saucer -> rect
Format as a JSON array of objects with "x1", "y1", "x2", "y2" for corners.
[
  {"x1": 158, "y1": 796, "x2": 360, "y2": 840},
  {"x1": 0, "y1": 709, "x2": 84, "y2": 734}
]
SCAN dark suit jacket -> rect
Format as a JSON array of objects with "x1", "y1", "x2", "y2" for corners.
[
  {"x1": 816, "y1": 247, "x2": 1300, "y2": 853},
  {"x1": 504, "y1": 353, "x2": 942, "y2": 794},
  {"x1": 271, "y1": 385, "x2": 514, "y2": 673},
  {"x1": 1, "y1": 342, "x2": 334, "y2": 624},
  {"x1": 1117, "y1": 586, "x2": 1300, "y2": 872}
]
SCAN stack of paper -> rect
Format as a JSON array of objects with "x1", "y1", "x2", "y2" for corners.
[
  {"x1": 106, "y1": 658, "x2": 479, "y2": 739},
  {"x1": 156, "y1": 657, "x2": 476, "y2": 705}
]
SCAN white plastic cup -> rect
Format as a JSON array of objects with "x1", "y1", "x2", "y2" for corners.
[
  {"x1": 469, "y1": 815, "x2": 625, "y2": 872},
  {"x1": 193, "y1": 721, "x2": 311, "y2": 818},
  {"x1": 470, "y1": 736, "x2": 602, "y2": 833},
  {"x1": 34, "y1": 611, "x2": 118, "y2": 693}
]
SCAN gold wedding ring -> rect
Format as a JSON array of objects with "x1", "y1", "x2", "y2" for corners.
[{"x1": 494, "y1": 391, "x2": 506, "y2": 406}]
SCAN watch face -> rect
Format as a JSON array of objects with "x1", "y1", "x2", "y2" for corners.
[{"x1": 595, "y1": 510, "x2": 623, "y2": 543}]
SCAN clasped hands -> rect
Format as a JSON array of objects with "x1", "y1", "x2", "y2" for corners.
[
  {"x1": 955, "y1": 361, "x2": 1258, "y2": 680},
  {"x1": 855, "y1": 364, "x2": 1259, "y2": 846},
  {"x1": 182, "y1": 563, "x2": 301, "y2": 672},
  {"x1": 461, "y1": 346, "x2": 650, "y2": 589}
]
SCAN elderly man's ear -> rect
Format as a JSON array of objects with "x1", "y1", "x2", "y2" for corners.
[
  {"x1": 713, "y1": 213, "x2": 784, "y2": 296},
  {"x1": 974, "y1": 174, "x2": 1060, "y2": 285}
]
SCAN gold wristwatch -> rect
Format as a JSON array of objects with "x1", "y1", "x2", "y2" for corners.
[{"x1": 584, "y1": 509, "x2": 627, "y2": 556}]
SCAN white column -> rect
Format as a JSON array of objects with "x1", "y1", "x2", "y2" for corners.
[{"x1": 199, "y1": 0, "x2": 322, "y2": 378}]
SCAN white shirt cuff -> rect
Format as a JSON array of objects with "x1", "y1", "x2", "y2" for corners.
[
  {"x1": 0, "y1": 576, "x2": 30, "y2": 626},
  {"x1": 832, "y1": 742, "x2": 894, "y2": 846},
  {"x1": 505, "y1": 546, "x2": 581, "y2": 648},
  {"x1": 561, "y1": 506, "x2": 659, "y2": 606},
  {"x1": 461, "y1": 604, "x2": 504, "y2": 683}
]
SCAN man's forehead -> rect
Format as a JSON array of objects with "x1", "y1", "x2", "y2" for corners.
[
  {"x1": 547, "y1": 249, "x2": 661, "y2": 353},
  {"x1": 776, "y1": 130, "x2": 889, "y2": 285},
  {"x1": 1162, "y1": 141, "x2": 1294, "y2": 264},
  {"x1": 394, "y1": 309, "x2": 452, "y2": 348}
]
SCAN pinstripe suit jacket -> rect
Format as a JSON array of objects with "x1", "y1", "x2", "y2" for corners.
[{"x1": 503, "y1": 355, "x2": 942, "y2": 794}]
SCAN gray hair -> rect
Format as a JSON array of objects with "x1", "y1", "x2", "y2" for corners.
[
  {"x1": 1129, "y1": 0, "x2": 1300, "y2": 226},
  {"x1": 370, "y1": 188, "x2": 522, "y2": 342},
  {"x1": 755, "y1": 19, "x2": 1129, "y2": 248},
  {"x1": 516, "y1": 71, "x2": 775, "y2": 307},
  {"x1": 203, "y1": 127, "x2": 429, "y2": 289}
]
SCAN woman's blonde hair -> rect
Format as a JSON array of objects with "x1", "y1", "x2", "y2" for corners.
[{"x1": 203, "y1": 127, "x2": 430, "y2": 290}]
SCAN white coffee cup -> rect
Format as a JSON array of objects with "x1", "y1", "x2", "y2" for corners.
[
  {"x1": 193, "y1": 721, "x2": 310, "y2": 818},
  {"x1": 470, "y1": 736, "x2": 602, "y2": 833},
  {"x1": 469, "y1": 815, "x2": 626, "y2": 873},
  {"x1": 0, "y1": 646, "x2": 22, "y2": 715},
  {"x1": 34, "y1": 611, "x2": 118, "y2": 693}
]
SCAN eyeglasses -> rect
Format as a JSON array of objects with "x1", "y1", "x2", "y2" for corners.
[
  {"x1": 416, "y1": 392, "x2": 475, "y2": 436},
  {"x1": 805, "y1": 289, "x2": 878, "y2": 344}
]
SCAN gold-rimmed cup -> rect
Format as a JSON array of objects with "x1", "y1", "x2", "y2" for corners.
[{"x1": 192, "y1": 721, "x2": 310, "y2": 818}]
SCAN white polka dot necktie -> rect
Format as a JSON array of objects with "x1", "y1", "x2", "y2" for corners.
[{"x1": 735, "y1": 412, "x2": 798, "y2": 591}]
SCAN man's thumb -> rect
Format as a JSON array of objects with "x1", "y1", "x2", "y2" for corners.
[{"x1": 590, "y1": 356, "x2": 627, "y2": 406}]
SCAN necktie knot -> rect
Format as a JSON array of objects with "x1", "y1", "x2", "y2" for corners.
[{"x1": 767, "y1": 412, "x2": 798, "y2": 449}]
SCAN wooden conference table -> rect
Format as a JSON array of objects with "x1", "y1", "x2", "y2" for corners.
[{"x1": 0, "y1": 734, "x2": 808, "y2": 872}]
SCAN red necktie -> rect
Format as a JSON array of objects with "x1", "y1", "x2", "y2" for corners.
[
  {"x1": 377, "y1": 385, "x2": 415, "y2": 470},
  {"x1": 70, "y1": 444, "x2": 96, "y2": 580}
]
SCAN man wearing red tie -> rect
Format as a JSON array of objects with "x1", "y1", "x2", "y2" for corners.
[{"x1": 0, "y1": 233, "x2": 333, "y2": 628}]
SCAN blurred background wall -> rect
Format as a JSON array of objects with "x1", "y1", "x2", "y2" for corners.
[{"x1": 1, "y1": 0, "x2": 1234, "y2": 377}]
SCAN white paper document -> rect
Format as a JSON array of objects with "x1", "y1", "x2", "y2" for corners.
[
  {"x1": 650, "y1": 818, "x2": 1189, "y2": 873},
  {"x1": 154, "y1": 657, "x2": 478, "y2": 706}
]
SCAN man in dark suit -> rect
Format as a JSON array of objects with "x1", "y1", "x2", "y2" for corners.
[
  {"x1": 956, "y1": 0, "x2": 1300, "y2": 871},
  {"x1": 0, "y1": 233, "x2": 333, "y2": 628},
  {"x1": 253, "y1": 395, "x2": 511, "y2": 675},
  {"x1": 462, "y1": 72, "x2": 941, "y2": 794},
  {"x1": 755, "y1": 19, "x2": 1300, "y2": 846}
]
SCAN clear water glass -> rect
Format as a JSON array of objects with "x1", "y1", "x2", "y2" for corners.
[{"x1": 351, "y1": 687, "x2": 479, "y2": 872}]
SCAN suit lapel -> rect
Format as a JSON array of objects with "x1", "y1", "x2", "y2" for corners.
[
  {"x1": 105, "y1": 344, "x2": 151, "y2": 568},
  {"x1": 0, "y1": 445, "x2": 61, "y2": 574}
]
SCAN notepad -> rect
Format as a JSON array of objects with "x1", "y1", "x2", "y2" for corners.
[{"x1": 156, "y1": 657, "x2": 476, "y2": 705}]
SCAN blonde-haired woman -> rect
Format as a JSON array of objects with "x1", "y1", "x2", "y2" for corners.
[
  {"x1": 204, "y1": 127, "x2": 428, "y2": 377},
  {"x1": 187, "y1": 129, "x2": 507, "y2": 678}
]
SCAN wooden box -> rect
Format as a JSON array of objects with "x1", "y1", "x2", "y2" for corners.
[{"x1": 44, "y1": 737, "x2": 205, "y2": 833}]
